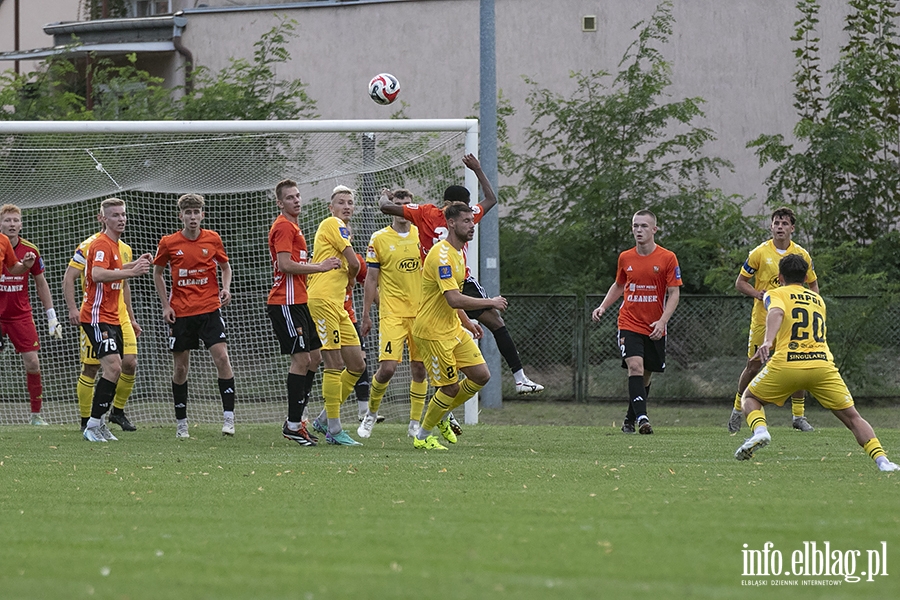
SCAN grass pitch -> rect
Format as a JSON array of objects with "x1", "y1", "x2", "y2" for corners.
[{"x1": 2, "y1": 404, "x2": 900, "y2": 599}]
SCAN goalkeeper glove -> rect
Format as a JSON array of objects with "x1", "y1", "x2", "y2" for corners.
[{"x1": 46, "y1": 308, "x2": 63, "y2": 339}]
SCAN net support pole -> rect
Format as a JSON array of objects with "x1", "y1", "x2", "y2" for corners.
[{"x1": 463, "y1": 120, "x2": 481, "y2": 425}]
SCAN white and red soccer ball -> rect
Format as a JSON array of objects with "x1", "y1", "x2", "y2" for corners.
[{"x1": 368, "y1": 73, "x2": 400, "y2": 105}]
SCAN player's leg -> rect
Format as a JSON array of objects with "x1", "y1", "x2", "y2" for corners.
[
  {"x1": 730, "y1": 323, "x2": 764, "y2": 433},
  {"x1": 413, "y1": 337, "x2": 460, "y2": 449},
  {"x1": 22, "y1": 350, "x2": 47, "y2": 425},
  {"x1": 409, "y1": 360, "x2": 428, "y2": 437},
  {"x1": 352, "y1": 321, "x2": 371, "y2": 421},
  {"x1": 733, "y1": 364, "x2": 796, "y2": 460},
  {"x1": 268, "y1": 304, "x2": 319, "y2": 446},
  {"x1": 109, "y1": 321, "x2": 138, "y2": 431},
  {"x1": 78, "y1": 329, "x2": 100, "y2": 430},
  {"x1": 82, "y1": 324, "x2": 123, "y2": 442},
  {"x1": 463, "y1": 277, "x2": 543, "y2": 394},
  {"x1": 790, "y1": 390, "x2": 814, "y2": 432},
  {"x1": 172, "y1": 350, "x2": 191, "y2": 439},
  {"x1": 814, "y1": 368, "x2": 898, "y2": 471},
  {"x1": 358, "y1": 359, "x2": 395, "y2": 439},
  {"x1": 209, "y1": 341, "x2": 236, "y2": 436}
]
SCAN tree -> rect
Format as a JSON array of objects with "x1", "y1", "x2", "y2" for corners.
[
  {"x1": 503, "y1": 1, "x2": 748, "y2": 294},
  {"x1": 749, "y1": 0, "x2": 900, "y2": 245}
]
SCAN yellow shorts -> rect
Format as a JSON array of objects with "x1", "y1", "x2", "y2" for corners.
[
  {"x1": 414, "y1": 330, "x2": 484, "y2": 387},
  {"x1": 378, "y1": 315, "x2": 422, "y2": 363},
  {"x1": 747, "y1": 321, "x2": 765, "y2": 359},
  {"x1": 309, "y1": 297, "x2": 360, "y2": 350},
  {"x1": 81, "y1": 319, "x2": 136, "y2": 364},
  {"x1": 748, "y1": 361, "x2": 854, "y2": 411}
]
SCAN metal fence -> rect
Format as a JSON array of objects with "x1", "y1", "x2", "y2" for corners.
[{"x1": 499, "y1": 294, "x2": 900, "y2": 402}]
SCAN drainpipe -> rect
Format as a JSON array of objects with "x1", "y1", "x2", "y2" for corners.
[
  {"x1": 14, "y1": 0, "x2": 20, "y2": 74},
  {"x1": 172, "y1": 12, "x2": 193, "y2": 94}
]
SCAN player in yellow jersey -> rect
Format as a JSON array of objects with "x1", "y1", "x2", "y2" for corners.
[
  {"x1": 728, "y1": 207, "x2": 818, "y2": 434},
  {"x1": 307, "y1": 185, "x2": 365, "y2": 446},
  {"x1": 411, "y1": 202, "x2": 507, "y2": 450},
  {"x1": 63, "y1": 206, "x2": 143, "y2": 432},
  {"x1": 734, "y1": 254, "x2": 899, "y2": 472},
  {"x1": 357, "y1": 188, "x2": 427, "y2": 439}
]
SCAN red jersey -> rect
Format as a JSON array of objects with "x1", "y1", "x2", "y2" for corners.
[
  {"x1": 343, "y1": 253, "x2": 367, "y2": 323},
  {"x1": 0, "y1": 237, "x2": 43, "y2": 321},
  {"x1": 615, "y1": 245, "x2": 682, "y2": 336},
  {"x1": 153, "y1": 229, "x2": 229, "y2": 317},
  {"x1": 80, "y1": 232, "x2": 123, "y2": 325},
  {"x1": 402, "y1": 202, "x2": 485, "y2": 261},
  {"x1": 267, "y1": 214, "x2": 310, "y2": 306}
]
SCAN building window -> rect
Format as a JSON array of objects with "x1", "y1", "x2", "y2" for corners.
[
  {"x1": 582, "y1": 15, "x2": 597, "y2": 32},
  {"x1": 132, "y1": 1, "x2": 171, "y2": 17}
]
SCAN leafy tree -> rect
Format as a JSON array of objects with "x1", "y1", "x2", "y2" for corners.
[
  {"x1": 502, "y1": 1, "x2": 745, "y2": 294},
  {"x1": 749, "y1": 0, "x2": 900, "y2": 245}
]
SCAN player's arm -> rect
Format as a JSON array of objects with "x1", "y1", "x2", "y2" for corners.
[
  {"x1": 6, "y1": 252, "x2": 35, "y2": 275},
  {"x1": 92, "y1": 254, "x2": 150, "y2": 282},
  {"x1": 62, "y1": 265, "x2": 82, "y2": 325},
  {"x1": 152, "y1": 264, "x2": 176, "y2": 324},
  {"x1": 591, "y1": 280, "x2": 625, "y2": 321},
  {"x1": 360, "y1": 265, "x2": 380, "y2": 337},
  {"x1": 218, "y1": 261, "x2": 233, "y2": 307},
  {"x1": 754, "y1": 303, "x2": 785, "y2": 363},
  {"x1": 458, "y1": 309, "x2": 483, "y2": 339},
  {"x1": 33, "y1": 272, "x2": 62, "y2": 339},
  {"x1": 807, "y1": 279, "x2": 819, "y2": 294},
  {"x1": 277, "y1": 252, "x2": 340, "y2": 275},
  {"x1": 649, "y1": 286, "x2": 681, "y2": 341},
  {"x1": 443, "y1": 289, "x2": 507, "y2": 312},
  {"x1": 378, "y1": 188, "x2": 405, "y2": 217},
  {"x1": 735, "y1": 273, "x2": 763, "y2": 300},
  {"x1": 462, "y1": 153, "x2": 497, "y2": 213},
  {"x1": 343, "y1": 246, "x2": 360, "y2": 286}
]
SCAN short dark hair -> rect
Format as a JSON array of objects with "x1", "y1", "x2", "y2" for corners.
[
  {"x1": 443, "y1": 185, "x2": 470, "y2": 204},
  {"x1": 779, "y1": 253, "x2": 808, "y2": 285},
  {"x1": 772, "y1": 206, "x2": 796, "y2": 225},
  {"x1": 275, "y1": 179, "x2": 297, "y2": 201},
  {"x1": 393, "y1": 188, "x2": 413, "y2": 201},
  {"x1": 443, "y1": 201, "x2": 473, "y2": 222}
]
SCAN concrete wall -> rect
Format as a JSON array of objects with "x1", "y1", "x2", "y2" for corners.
[
  {"x1": 0, "y1": 0, "x2": 79, "y2": 72},
  {"x1": 176, "y1": 0, "x2": 853, "y2": 209}
]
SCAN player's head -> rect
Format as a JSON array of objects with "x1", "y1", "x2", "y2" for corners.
[
  {"x1": 275, "y1": 179, "x2": 301, "y2": 218},
  {"x1": 444, "y1": 201, "x2": 475, "y2": 243},
  {"x1": 443, "y1": 185, "x2": 471, "y2": 205},
  {"x1": 177, "y1": 193, "x2": 206, "y2": 231},
  {"x1": 330, "y1": 185, "x2": 355, "y2": 222},
  {"x1": 779, "y1": 253, "x2": 808, "y2": 285},
  {"x1": 771, "y1": 207, "x2": 796, "y2": 241},
  {"x1": 99, "y1": 197, "x2": 127, "y2": 233},
  {"x1": 632, "y1": 209, "x2": 658, "y2": 243},
  {"x1": 391, "y1": 188, "x2": 413, "y2": 225},
  {"x1": 0, "y1": 204, "x2": 22, "y2": 237}
]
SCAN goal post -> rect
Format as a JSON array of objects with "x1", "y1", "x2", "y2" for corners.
[{"x1": 0, "y1": 119, "x2": 481, "y2": 426}]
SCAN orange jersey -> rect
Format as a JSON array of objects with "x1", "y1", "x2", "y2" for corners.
[
  {"x1": 343, "y1": 254, "x2": 367, "y2": 322},
  {"x1": 153, "y1": 229, "x2": 229, "y2": 317},
  {"x1": 615, "y1": 245, "x2": 682, "y2": 336},
  {"x1": 0, "y1": 237, "x2": 43, "y2": 321},
  {"x1": 267, "y1": 214, "x2": 310, "y2": 305},
  {"x1": 79, "y1": 232, "x2": 123, "y2": 325},
  {"x1": 402, "y1": 202, "x2": 485, "y2": 261},
  {"x1": 0, "y1": 234, "x2": 18, "y2": 273}
]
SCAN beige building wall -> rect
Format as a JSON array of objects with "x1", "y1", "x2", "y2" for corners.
[{"x1": 0, "y1": 0, "x2": 80, "y2": 73}]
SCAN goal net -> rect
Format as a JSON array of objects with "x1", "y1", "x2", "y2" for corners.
[{"x1": 0, "y1": 119, "x2": 479, "y2": 427}]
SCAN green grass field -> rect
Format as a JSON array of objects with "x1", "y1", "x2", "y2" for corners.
[{"x1": 2, "y1": 403, "x2": 900, "y2": 599}]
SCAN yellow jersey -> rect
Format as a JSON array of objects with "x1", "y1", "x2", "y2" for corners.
[
  {"x1": 307, "y1": 216, "x2": 353, "y2": 302},
  {"x1": 366, "y1": 225, "x2": 421, "y2": 318},
  {"x1": 763, "y1": 285, "x2": 833, "y2": 368},
  {"x1": 740, "y1": 239, "x2": 816, "y2": 325},
  {"x1": 69, "y1": 232, "x2": 133, "y2": 324},
  {"x1": 413, "y1": 239, "x2": 465, "y2": 341}
]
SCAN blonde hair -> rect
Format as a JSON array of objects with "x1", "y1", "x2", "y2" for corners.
[
  {"x1": 178, "y1": 193, "x2": 205, "y2": 211},
  {"x1": 0, "y1": 204, "x2": 21, "y2": 217},
  {"x1": 331, "y1": 185, "x2": 355, "y2": 202},
  {"x1": 100, "y1": 197, "x2": 125, "y2": 215}
]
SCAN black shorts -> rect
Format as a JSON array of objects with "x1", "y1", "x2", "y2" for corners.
[
  {"x1": 618, "y1": 329, "x2": 667, "y2": 373},
  {"x1": 462, "y1": 277, "x2": 489, "y2": 319},
  {"x1": 168, "y1": 309, "x2": 227, "y2": 352},
  {"x1": 81, "y1": 323, "x2": 124, "y2": 360},
  {"x1": 267, "y1": 303, "x2": 322, "y2": 355}
]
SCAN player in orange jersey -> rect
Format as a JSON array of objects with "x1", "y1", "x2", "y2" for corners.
[
  {"x1": 0, "y1": 204, "x2": 51, "y2": 425},
  {"x1": 153, "y1": 194, "x2": 236, "y2": 439},
  {"x1": 592, "y1": 210, "x2": 682, "y2": 435},
  {"x1": 80, "y1": 198, "x2": 152, "y2": 442},
  {"x1": 267, "y1": 179, "x2": 341, "y2": 447}
]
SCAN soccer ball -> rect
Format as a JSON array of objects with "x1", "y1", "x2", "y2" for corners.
[{"x1": 368, "y1": 73, "x2": 400, "y2": 105}]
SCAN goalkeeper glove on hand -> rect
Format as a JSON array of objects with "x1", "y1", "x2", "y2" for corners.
[{"x1": 46, "y1": 308, "x2": 63, "y2": 339}]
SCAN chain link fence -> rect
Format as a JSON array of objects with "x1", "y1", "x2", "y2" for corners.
[{"x1": 500, "y1": 294, "x2": 900, "y2": 403}]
